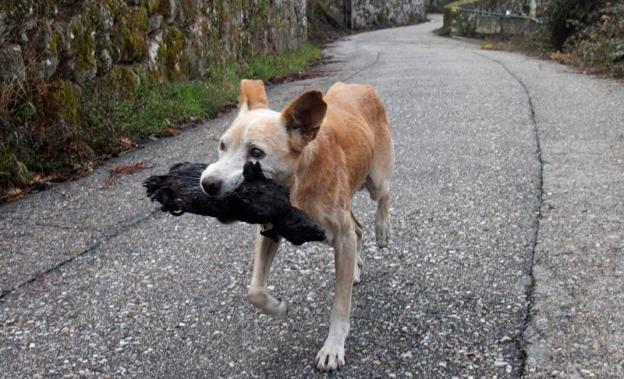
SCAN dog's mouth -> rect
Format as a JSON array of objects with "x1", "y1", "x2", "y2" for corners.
[{"x1": 207, "y1": 161, "x2": 273, "y2": 225}]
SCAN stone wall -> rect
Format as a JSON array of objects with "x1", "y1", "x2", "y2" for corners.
[
  {"x1": 442, "y1": 0, "x2": 540, "y2": 37},
  {"x1": 0, "y1": 0, "x2": 430, "y2": 88},
  {"x1": 351, "y1": 0, "x2": 426, "y2": 29},
  {"x1": 307, "y1": 0, "x2": 348, "y2": 42},
  {"x1": 426, "y1": 0, "x2": 455, "y2": 13},
  {"x1": 308, "y1": 0, "x2": 425, "y2": 31},
  {"x1": 309, "y1": 0, "x2": 347, "y2": 26},
  {"x1": 0, "y1": 0, "x2": 307, "y2": 86}
]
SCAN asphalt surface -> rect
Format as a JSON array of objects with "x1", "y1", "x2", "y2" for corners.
[{"x1": 1, "y1": 15, "x2": 623, "y2": 378}]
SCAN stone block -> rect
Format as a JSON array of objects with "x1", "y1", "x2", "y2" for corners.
[
  {"x1": 501, "y1": 17, "x2": 532, "y2": 35},
  {"x1": 476, "y1": 14, "x2": 502, "y2": 35}
]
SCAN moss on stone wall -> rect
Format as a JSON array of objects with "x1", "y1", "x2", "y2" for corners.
[
  {"x1": 146, "y1": 0, "x2": 161, "y2": 15},
  {"x1": 49, "y1": 80, "x2": 82, "y2": 130},
  {"x1": 158, "y1": 0, "x2": 173, "y2": 18},
  {"x1": 106, "y1": 65, "x2": 141, "y2": 96},
  {"x1": 69, "y1": 16, "x2": 98, "y2": 82},
  {"x1": 0, "y1": 0, "x2": 310, "y2": 195},
  {"x1": 114, "y1": 6, "x2": 149, "y2": 63},
  {"x1": 158, "y1": 26, "x2": 188, "y2": 79}
]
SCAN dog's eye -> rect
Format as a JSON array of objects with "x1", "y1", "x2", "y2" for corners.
[
  {"x1": 219, "y1": 141, "x2": 226, "y2": 151},
  {"x1": 249, "y1": 147, "x2": 265, "y2": 159}
]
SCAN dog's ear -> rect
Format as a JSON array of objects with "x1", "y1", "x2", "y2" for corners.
[
  {"x1": 281, "y1": 90, "x2": 327, "y2": 152},
  {"x1": 239, "y1": 79, "x2": 269, "y2": 111}
]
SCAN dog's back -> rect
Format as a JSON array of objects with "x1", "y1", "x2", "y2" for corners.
[
  {"x1": 324, "y1": 82, "x2": 393, "y2": 192},
  {"x1": 293, "y1": 83, "x2": 392, "y2": 211},
  {"x1": 291, "y1": 82, "x2": 393, "y2": 249}
]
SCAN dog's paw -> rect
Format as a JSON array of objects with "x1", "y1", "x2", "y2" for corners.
[
  {"x1": 315, "y1": 340, "x2": 346, "y2": 371},
  {"x1": 375, "y1": 220, "x2": 390, "y2": 248},
  {"x1": 247, "y1": 290, "x2": 288, "y2": 320},
  {"x1": 263, "y1": 298, "x2": 288, "y2": 320}
]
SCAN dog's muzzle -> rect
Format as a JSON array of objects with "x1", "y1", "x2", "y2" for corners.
[{"x1": 201, "y1": 176, "x2": 223, "y2": 196}]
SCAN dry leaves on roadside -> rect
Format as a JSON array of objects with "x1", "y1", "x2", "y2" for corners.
[
  {"x1": 2, "y1": 187, "x2": 24, "y2": 202},
  {"x1": 120, "y1": 137, "x2": 137, "y2": 148},
  {"x1": 551, "y1": 51, "x2": 576, "y2": 65},
  {"x1": 158, "y1": 128, "x2": 179, "y2": 137},
  {"x1": 104, "y1": 161, "x2": 149, "y2": 187},
  {"x1": 0, "y1": 174, "x2": 57, "y2": 203}
]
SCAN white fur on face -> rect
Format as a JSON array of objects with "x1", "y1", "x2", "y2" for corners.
[{"x1": 200, "y1": 108, "x2": 294, "y2": 195}]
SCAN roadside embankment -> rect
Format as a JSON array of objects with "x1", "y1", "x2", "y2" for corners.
[{"x1": 0, "y1": 0, "x2": 312, "y2": 198}]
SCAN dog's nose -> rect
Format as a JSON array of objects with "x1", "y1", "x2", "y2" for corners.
[{"x1": 201, "y1": 178, "x2": 222, "y2": 196}]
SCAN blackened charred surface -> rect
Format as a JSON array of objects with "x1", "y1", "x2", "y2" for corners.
[
  {"x1": 144, "y1": 162, "x2": 325, "y2": 245},
  {"x1": 144, "y1": 163, "x2": 214, "y2": 216}
]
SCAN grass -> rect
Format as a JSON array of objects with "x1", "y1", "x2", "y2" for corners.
[
  {"x1": 0, "y1": 43, "x2": 322, "y2": 199},
  {"x1": 94, "y1": 43, "x2": 321, "y2": 142}
]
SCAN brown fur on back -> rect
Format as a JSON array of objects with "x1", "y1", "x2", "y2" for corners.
[{"x1": 291, "y1": 82, "x2": 392, "y2": 231}]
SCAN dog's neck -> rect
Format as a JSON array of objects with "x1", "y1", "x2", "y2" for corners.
[
  {"x1": 290, "y1": 142, "x2": 317, "y2": 192},
  {"x1": 289, "y1": 139, "x2": 328, "y2": 212}
]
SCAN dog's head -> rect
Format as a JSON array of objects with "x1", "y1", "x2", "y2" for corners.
[{"x1": 200, "y1": 79, "x2": 327, "y2": 196}]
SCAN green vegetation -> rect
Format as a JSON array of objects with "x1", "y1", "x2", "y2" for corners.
[
  {"x1": 546, "y1": 0, "x2": 606, "y2": 50},
  {"x1": 562, "y1": 1, "x2": 624, "y2": 77},
  {"x1": 537, "y1": 0, "x2": 624, "y2": 76},
  {"x1": 0, "y1": 43, "x2": 321, "y2": 195},
  {"x1": 245, "y1": 43, "x2": 321, "y2": 81},
  {"x1": 444, "y1": 0, "x2": 479, "y2": 12},
  {"x1": 479, "y1": 1, "x2": 624, "y2": 78}
]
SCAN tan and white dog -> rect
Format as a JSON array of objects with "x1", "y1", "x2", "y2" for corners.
[{"x1": 200, "y1": 79, "x2": 394, "y2": 371}]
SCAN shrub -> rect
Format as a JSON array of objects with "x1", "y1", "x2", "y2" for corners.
[
  {"x1": 546, "y1": 0, "x2": 606, "y2": 49},
  {"x1": 571, "y1": 2, "x2": 624, "y2": 67}
]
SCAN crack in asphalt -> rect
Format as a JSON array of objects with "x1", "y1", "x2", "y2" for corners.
[
  {"x1": 0, "y1": 208, "x2": 160, "y2": 302},
  {"x1": 473, "y1": 52, "x2": 545, "y2": 377},
  {"x1": 31, "y1": 221, "x2": 95, "y2": 232},
  {"x1": 342, "y1": 51, "x2": 381, "y2": 82}
]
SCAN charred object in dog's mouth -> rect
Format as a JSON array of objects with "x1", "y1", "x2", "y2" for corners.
[{"x1": 143, "y1": 161, "x2": 326, "y2": 245}]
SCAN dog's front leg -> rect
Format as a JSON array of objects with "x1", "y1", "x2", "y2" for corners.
[
  {"x1": 316, "y1": 228, "x2": 357, "y2": 371},
  {"x1": 246, "y1": 226, "x2": 287, "y2": 319}
]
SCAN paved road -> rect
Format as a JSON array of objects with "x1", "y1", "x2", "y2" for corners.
[{"x1": 1, "y1": 15, "x2": 623, "y2": 378}]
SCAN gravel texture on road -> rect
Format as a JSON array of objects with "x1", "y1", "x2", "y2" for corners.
[
  {"x1": 476, "y1": 49, "x2": 624, "y2": 379},
  {"x1": 1, "y1": 15, "x2": 622, "y2": 378}
]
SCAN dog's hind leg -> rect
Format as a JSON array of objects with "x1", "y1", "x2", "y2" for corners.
[
  {"x1": 351, "y1": 211, "x2": 363, "y2": 285},
  {"x1": 365, "y1": 169, "x2": 391, "y2": 248},
  {"x1": 246, "y1": 226, "x2": 287, "y2": 319}
]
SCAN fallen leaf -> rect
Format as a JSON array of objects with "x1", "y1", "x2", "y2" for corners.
[
  {"x1": 30, "y1": 174, "x2": 43, "y2": 183},
  {"x1": 550, "y1": 51, "x2": 575, "y2": 65},
  {"x1": 158, "y1": 128, "x2": 179, "y2": 137},
  {"x1": 3, "y1": 187, "x2": 23, "y2": 202},
  {"x1": 28, "y1": 174, "x2": 51, "y2": 191},
  {"x1": 104, "y1": 161, "x2": 148, "y2": 187},
  {"x1": 120, "y1": 137, "x2": 137, "y2": 148}
]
